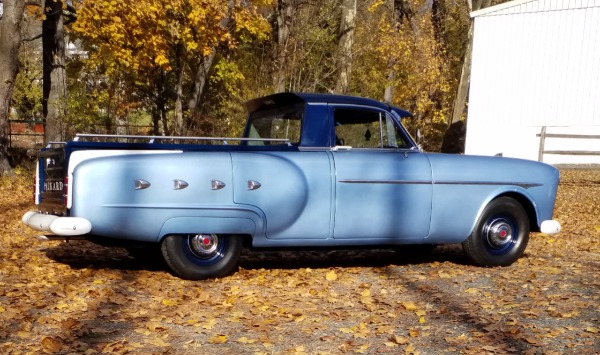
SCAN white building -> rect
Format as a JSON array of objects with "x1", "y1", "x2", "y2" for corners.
[{"x1": 465, "y1": 0, "x2": 600, "y2": 165}]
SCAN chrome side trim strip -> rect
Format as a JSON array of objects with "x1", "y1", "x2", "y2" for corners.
[
  {"x1": 435, "y1": 181, "x2": 543, "y2": 189},
  {"x1": 339, "y1": 179, "x2": 542, "y2": 189},
  {"x1": 339, "y1": 179, "x2": 430, "y2": 185}
]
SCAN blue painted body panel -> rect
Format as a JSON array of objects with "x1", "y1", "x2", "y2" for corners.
[
  {"x1": 231, "y1": 151, "x2": 333, "y2": 240},
  {"x1": 425, "y1": 153, "x2": 559, "y2": 243},
  {"x1": 331, "y1": 150, "x2": 432, "y2": 242},
  {"x1": 37, "y1": 92, "x2": 559, "y2": 249}
]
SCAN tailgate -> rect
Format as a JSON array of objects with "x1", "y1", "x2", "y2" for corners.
[{"x1": 38, "y1": 147, "x2": 67, "y2": 215}]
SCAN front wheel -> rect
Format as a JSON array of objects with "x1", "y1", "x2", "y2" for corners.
[
  {"x1": 161, "y1": 234, "x2": 243, "y2": 280},
  {"x1": 462, "y1": 197, "x2": 530, "y2": 266}
]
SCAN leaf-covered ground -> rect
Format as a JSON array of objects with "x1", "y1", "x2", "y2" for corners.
[{"x1": 1, "y1": 169, "x2": 599, "y2": 354}]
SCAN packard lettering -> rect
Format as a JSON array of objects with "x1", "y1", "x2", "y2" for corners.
[{"x1": 44, "y1": 181, "x2": 64, "y2": 191}]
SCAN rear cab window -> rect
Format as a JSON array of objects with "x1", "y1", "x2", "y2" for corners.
[{"x1": 245, "y1": 103, "x2": 304, "y2": 146}]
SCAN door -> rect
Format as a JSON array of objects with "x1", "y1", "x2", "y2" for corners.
[{"x1": 330, "y1": 106, "x2": 433, "y2": 242}]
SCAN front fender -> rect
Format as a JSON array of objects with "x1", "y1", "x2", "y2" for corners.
[
  {"x1": 428, "y1": 185, "x2": 539, "y2": 244},
  {"x1": 426, "y1": 153, "x2": 558, "y2": 243}
]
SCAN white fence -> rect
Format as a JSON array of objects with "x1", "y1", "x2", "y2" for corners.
[{"x1": 537, "y1": 126, "x2": 600, "y2": 165}]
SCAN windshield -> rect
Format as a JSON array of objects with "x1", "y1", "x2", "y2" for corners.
[{"x1": 245, "y1": 103, "x2": 304, "y2": 146}]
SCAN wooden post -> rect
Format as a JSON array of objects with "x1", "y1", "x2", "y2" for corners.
[{"x1": 537, "y1": 126, "x2": 546, "y2": 162}]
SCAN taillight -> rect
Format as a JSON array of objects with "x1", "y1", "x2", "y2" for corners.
[{"x1": 63, "y1": 176, "x2": 68, "y2": 207}]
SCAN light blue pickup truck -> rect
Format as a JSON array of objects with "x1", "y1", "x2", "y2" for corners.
[{"x1": 23, "y1": 93, "x2": 561, "y2": 280}]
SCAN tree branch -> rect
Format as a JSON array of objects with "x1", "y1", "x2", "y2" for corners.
[{"x1": 23, "y1": 33, "x2": 43, "y2": 42}]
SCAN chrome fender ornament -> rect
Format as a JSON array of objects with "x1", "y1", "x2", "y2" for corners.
[
  {"x1": 173, "y1": 179, "x2": 189, "y2": 190},
  {"x1": 247, "y1": 180, "x2": 261, "y2": 190},
  {"x1": 211, "y1": 180, "x2": 226, "y2": 190},
  {"x1": 134, "y1": 179, "x2": 151, "y2": 190}
]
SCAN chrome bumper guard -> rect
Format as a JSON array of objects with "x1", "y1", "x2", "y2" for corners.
[
  {"x1": 540, "y1": 220, "x2": 561, "y2": 235},
  {"x1": 22, "y1": 211, "x2": 92, "y2": 236}
]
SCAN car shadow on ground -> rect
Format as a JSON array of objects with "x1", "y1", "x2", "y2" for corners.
[
  {"x1": 42, "y1": 240, "x2": 471, "y2": 276},
  {"x1": 42, "y1": 241, "x2": 167, "y2": 273},
  {"x1": 239, "y1": 245, "x2": 468, "y2": 271}
]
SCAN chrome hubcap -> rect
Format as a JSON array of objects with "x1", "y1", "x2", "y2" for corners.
[
  {"x1": 189, "y1": 234, "x2": 220, "y2": 258},
  {"x1": 484, "y1": 218, "x2": 513, "y2": 249}
]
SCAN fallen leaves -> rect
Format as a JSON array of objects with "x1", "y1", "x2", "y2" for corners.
[
  {"x1": 0, "y1": 170, "x2": 599, "y2": 353},
  {"x1": 325, "y1": 269, "x2": 338, "y2": 281},
  {"x1": 40, "y1": 336, "x2": 62, "y2": 352},
  {"x1": 207, "y1": 334, "x2": 228, "y2": 344}
]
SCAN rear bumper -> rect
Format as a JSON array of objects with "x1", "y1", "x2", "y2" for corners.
[{"x1": 22, "y1": 211, "x2": 92, "y2": 236}]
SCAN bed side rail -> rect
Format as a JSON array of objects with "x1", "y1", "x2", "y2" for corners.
[{"x1": 72, "y1": 133, "x2": 292, "y2": 146}]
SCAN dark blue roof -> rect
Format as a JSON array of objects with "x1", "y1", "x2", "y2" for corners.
[{"x1": 245, "y1": 92, "x2": 412, "y2": 118}]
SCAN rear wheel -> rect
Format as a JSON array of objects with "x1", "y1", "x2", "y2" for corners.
[
  {"x1": 462, "y1": 197, "x2": 530, "y2": 266},
  {"x1": 161, "y1": 234, "x2": 243, "y2": 280}
]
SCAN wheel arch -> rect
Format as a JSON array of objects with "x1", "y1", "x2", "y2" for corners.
[
  {"x1": 159, "y1": 232, "x2": 253, "y2": 245},
  {"x1": 157, "y1": 214, "x2": 261, "y2": 243},
  {"x1": 428, "y1": 188, "x2": 539, "y2": 244},
  {"x1": 494, "y1": 192, "x2": 539, "y2": 233}
]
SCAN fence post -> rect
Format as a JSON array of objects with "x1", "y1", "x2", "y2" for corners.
[{"x1": 537, "y1": 126, "x2": 546, "y2": 162}]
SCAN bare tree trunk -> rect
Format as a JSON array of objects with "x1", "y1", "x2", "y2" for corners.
[
  {"x1": 0, "y1": 0, "x2": 26, "y2": 176},
  {"x1": 450, "y1": 18, "x2": 473, "y2": 125},
  {"x1": 115, "y1": 92, "x2": 127, "y2": 136},
  {"x1": 384, "y1": 0, "x2": 411, "y2": 104},
  {"x1": 431, "y1": 0, "x2": 447, "y2": 45},
  {"x1": 187, "y1": 50, "x2": 216, "y2": 118},
  {"x1": 273, "y1": 0, "x2": 294, "y2": 93},
  {"x1": 450, "y1": 0, "x2": 492, "y2": 125},
  {"x1": 384, "y1": 71, "x2": 394, "y2": 104},
  {"x1": 335, "y1": 0, "x2": 356, "y2": 94},
  {"x1": 42, "y1": 0, "x2": 68, "y2": 144},
  {"x1": 174, "y1": 45, "x2": 185, "y2": 136},
  {"x1": 151, "y1": 73, "x2": 168, "y2": 136},
  {"x1": 160, "y1": 104, "x2": 168, "y2": 136},
  {"x1": 151, "y1": 108, "x2": 160, "y2": 136},
  {"x1": 187, "y1": 1, "x2": 233, "y2": 129}
]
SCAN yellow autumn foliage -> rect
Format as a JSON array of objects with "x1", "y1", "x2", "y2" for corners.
[{"x1": 72, "y1": 0, "x2": 269, "y2": 79}]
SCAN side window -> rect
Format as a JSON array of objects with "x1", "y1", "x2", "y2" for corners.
[
  {"x1": 333, "y1": 108, "x2": 382, "y2": 148},
  {"x1": 333, "y1": 108, "x2": 409, "y2": 149}
]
